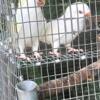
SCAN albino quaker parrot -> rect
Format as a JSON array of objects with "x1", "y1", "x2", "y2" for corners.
[
  {"x1": 40, "y1": 2, "x2": 91, "y2": 57},
  {"x1": 12, "y1": 0, "x2": 46, "y2": 60}
]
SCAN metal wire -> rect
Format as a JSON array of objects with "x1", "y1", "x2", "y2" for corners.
[{"x1": 0, "y1": 0, "x2": 100, "y2": 100}]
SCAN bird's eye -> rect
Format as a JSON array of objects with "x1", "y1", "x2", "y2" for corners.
[{"x1": 79, "y1": 10, "x2": 83, "y2": 14}]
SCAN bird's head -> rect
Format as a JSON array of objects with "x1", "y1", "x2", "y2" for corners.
[
  {"x1": 66, "y1": 2, "x2": 91, "y2": 18},
  {"x1": 37, "y1": 0, "x2": 46, "y2": 7}
]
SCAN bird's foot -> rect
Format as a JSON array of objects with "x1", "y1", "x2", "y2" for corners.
[
  {"x1": 49, "y1": 51, "x2": 61, "y2": 57},
  {"x1": 16, "y1": 54, "x2": 31, "y2": 62},
  {"x1": 33, "y1": 52, "x2": 42, "y2": 59},
  {"x1": 68, "y1": 47, "x2": 83, "y2": 53}
]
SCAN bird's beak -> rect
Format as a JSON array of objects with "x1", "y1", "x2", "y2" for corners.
[
  {"x1": 84, "y1": 11, "x2": 91, "y2": 17},
  {"x1": 37, "y1": 0, "x2": 45, "y2": 7}
]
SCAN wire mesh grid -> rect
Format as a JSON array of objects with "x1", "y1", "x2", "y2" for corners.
[{"x1": 0, "y1": 0, "x2": 100, "y2": 100}]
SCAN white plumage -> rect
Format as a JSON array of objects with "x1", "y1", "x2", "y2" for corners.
[
  {"x1": 40, "y1": 2, "x2": 91, "y2": 56},
  {"x1": 13, "y1": 0, "x2": 46, "y2": 59}
]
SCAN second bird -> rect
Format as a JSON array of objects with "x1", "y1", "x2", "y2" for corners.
[{"x1": 40, "y1": 2, "x2": 91, "y2": 57}]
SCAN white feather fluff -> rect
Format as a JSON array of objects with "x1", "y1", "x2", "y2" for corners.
[{"x1": 40, "y1": 2, "x2": 91, "y2": 54}]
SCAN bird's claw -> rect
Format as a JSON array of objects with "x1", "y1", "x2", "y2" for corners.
[
  {"x1": 68, "y1": 47, "x2": 83, "y2": 53},
  {"x1": 49, "y1": 51, "x2": 61, "y2": 57},
  {"x1": 16, "y1": 54, "x2": 31, "y2": 62},
  {"x1": 33, "y1": 52, "x2": 42, "y2": 60}
]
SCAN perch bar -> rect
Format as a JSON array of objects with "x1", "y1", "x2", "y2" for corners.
[{"x1": 38, "y1": 60, "x2": 100, "y2": 98}]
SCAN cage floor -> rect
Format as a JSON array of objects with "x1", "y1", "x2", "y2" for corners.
[{"x1": 16, "y1": 50, "x2": 98, "y2": 68}]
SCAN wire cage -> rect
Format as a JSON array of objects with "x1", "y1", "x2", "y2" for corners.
[{"x1": 0, "y1": 0, "x2": 100, "y2": 100}]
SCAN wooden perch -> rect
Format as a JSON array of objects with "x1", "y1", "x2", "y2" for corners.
[{"x1": 38, "y1": 60, "x2": 100, "y2": 98}]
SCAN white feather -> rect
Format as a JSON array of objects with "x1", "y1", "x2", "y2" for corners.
[
  {"x1": 40, "y1": 2, "x2": 91, "y2": 53},
  {"x1": 13, "y1": 0, "x2": 46, "y2": 55}
]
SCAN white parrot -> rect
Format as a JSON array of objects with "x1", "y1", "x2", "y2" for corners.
[
  {"x1": 40, "y1": 2, "x2": 91, "y2": 57},
  {"x1": 12, "y1": 0, "x2": 46, "y2": 60}
]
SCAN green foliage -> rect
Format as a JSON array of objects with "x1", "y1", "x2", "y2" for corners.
[
  {"x1": 72, "y1": 81, "x2": 100, "y2": 100},
  {"x1": 19, "y1": 61, "x2": 42, "y2": 85},
  {"x1": 21, "y1": 66, "x2": 42, "y2": 84}
]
